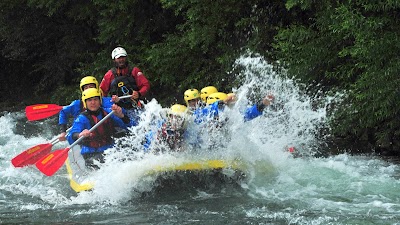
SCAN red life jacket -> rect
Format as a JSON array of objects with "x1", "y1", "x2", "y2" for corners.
[{"x1": 82, "y1": 110, "x2": 115, "y2": 148}]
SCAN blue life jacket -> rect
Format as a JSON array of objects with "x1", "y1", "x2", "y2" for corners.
[{"x1": 66, "y1": 108, "x2": 134, "y2": 154}]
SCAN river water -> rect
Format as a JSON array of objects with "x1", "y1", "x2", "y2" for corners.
[{"x1": 1, "y1": 55, "x2": 399, "y2": 224}]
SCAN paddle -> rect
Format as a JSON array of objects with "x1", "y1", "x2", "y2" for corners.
[
  {"x1": 11, "y1": 128, "x2": 72, "y2": 168},
  {"x1": 35, "y1": 111, "x2": 115, "y2": 176},
  {"x1": 25, "y1": 96, "x2": 132, "y2": 121},
  {"x1": 26, "y1": 104, "x2": 64, "y2": 121}
]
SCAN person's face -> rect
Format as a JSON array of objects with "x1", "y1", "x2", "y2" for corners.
[
  {"x1": 114, "y1": 56, "x2": 127, "y2": 68},
  {"x1": 188, "y1": 98, "x2": 199, "y2": 109},
  {"x1": 85, "y1": 97, "x2": 101, "y2": 111},
  {"x1": 167, "y1": 114, "x2": 185, "y2": 130},
  {"x1": 83, "y1": 83, "x2": 96, "y2": 91}
]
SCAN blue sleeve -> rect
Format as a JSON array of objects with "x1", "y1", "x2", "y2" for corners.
[
  {"x1": 101, "y1": 96, "x2": 113, "y2": 109},
  {"x1": 143, "y1": 130, "x2": 155, "y2": 152},
  {"x1": 143, "y1": 120, "x2": 166, "y2": 152},
  {"x1": 209, "y1": 102, "x2": 220, "y2": 117},
  {"x1": 194, "y1": 101, "x2": 221, "y2": 124},
  {"x1": 101, "y1": 97, "x2": 130, "y2": 116},
  {"x1": 103, "y1": 108, "x2": 135, "y2": 129},
  {"x1": 244, "y1": 104, "x2": 263, "y2": 121},
  {"x1": 193, "y1": 107, "x2": 206, "y2": 124},
  {"x1": 66, "y1": 114, "x2": 90, "y2": 145},
  {"x1": 58, "y1": 100, "x2": 82, "y2": 125}
]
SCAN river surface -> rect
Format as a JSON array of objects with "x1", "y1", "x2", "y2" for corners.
[{"x1": 1, "y1": 55, "x2": 400, "y2": 224}]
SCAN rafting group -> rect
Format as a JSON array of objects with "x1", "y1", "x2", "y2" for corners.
[{"x1": 12, "y1": 46, "x2": 275, "y2": 177}]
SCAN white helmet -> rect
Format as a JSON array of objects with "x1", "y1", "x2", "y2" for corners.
[{"x1": 111, "y1": 47, "x2": 127, "y2": 59}]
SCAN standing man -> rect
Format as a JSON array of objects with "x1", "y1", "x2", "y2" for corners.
[{"x1": 100, "y1": 46, "x2": 150, "y2": 110}]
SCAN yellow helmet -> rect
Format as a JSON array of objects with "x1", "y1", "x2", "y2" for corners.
[
  {"x1": 170, "y1": 104, "x2": 187, "y2": 114},
  {"x1": 184, "y1": 89, "x2": 200, "y2": 105},
  {"x1": 80, "y1": 76, "x2": 99, "y2": 92},
  {"x1": 165, "y1": 104, "x2": 188, "y2": 131},
  {"x1": 200, "y1": 86, "x2": 218, "y2": 102},
  {"x1": 82, "y1": 88, "x2": 102, "y2": 109},
  {"x1": 206, "y1": 92, "x2": 228, "y2": 105}
]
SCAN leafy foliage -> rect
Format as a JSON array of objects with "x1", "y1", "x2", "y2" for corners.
[
  {"x1": 0, "y1": 0, "x2": 99, "y2": 106},
  {"x1": 275, "y1": 0, "x2": 400, "y2": 149},
  {"x1": 145, "y1": 0, "x2": 288, "y2": 97}
]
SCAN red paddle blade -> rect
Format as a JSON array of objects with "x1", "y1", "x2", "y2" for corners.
[
  {"x1": 25, "y1": 104, "x2": 63, "y2": 121},
  {"x1": 35, "y1": 148, "x2": 70, "y2": 176},
  {"x1": 11, "y1": 143, "x2": 53, "y2": 168}
]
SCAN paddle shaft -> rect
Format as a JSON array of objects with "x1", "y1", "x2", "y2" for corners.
[
  {"x1": 119, "y1": 95, "x2": 132, "y2": 99},
  {"x1": 49, "y1": 127, "x2": 72, "y2": 144},
  {"x1": 116, "y1": 95, "x2": 142, "y2": 108}
]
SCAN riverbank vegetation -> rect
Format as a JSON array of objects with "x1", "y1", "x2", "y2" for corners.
[{"x1": 1, "y1": 0, "x2": 400, "y2": 155}]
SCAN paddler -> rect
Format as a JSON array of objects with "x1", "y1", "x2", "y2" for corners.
[
  {"x1": 143, "y1": 104, "x2": 189, "y2": 152},
  {"x1": 66, "y1": 88, "x2": 136, "y2": 169},
  {"x1": 100, "y1": 46, "x2": 150, "y2": 124}
]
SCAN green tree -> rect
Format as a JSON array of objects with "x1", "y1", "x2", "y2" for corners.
[
  {"x1": 0, "y1": 0, "x2": 100, "y2": 106},
  {"x1": 143, "y1": 0, "x2": 289, "y2": 103},
  {"x1": 275, "y1": 0, "x2": 400, "y2": 151},
  {"x1": 0, "y1": 0, "x2": 289, "y2": 107}
]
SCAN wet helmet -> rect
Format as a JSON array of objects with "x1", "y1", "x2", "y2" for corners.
[
  {"x1": 111, "y1": 47, "x2": 128, "y2": 59},
  {"x1": 79, "y1": 76, "x2": 99, "y2": 92},
  {"x1": 170, "y1": 104, "x2": 188, "y2": 114},
  {"x1": 166, "y1": 104, "x2": 188, "y2": 131},
  {"x1": 82, "y1": 88, "x2": 102, "y2": 109},
  {"x1": 200, "y1": 86, "x2": 218, "y2": 102},
  {"x1": 206, "y1": 92, "x2": 228, "y2": 105},
  {"x1": 183, "y1": 89, "x2": 200, "y2": 105}
]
